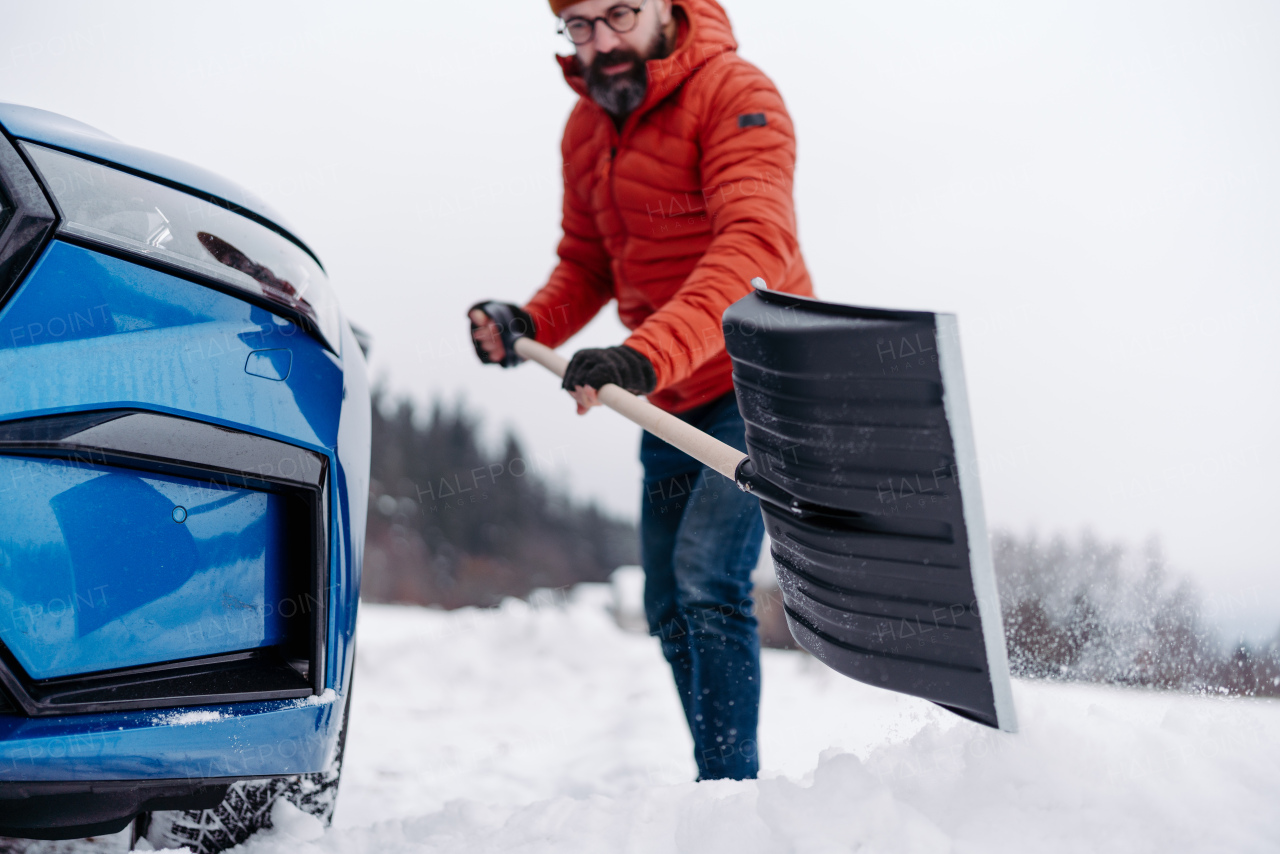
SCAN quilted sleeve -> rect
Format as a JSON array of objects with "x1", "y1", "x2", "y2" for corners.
[{"x1": 522, "y1": 105, "x2": 615, "y2": 349}]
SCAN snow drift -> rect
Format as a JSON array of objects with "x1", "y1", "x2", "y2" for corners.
[
  {"x1": 14, "y1": 584, "x2": 1276, "y2": 854},
  {"x1": 322, "y1": 588, "x2": 1280, "y2": 853}
]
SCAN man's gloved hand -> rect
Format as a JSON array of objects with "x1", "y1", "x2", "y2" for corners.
[
  {"x1": 562, "y1": 345, "x2": 657, "y2": 397},
  {"x1": 469, "y1": 301, "x2": 535, "y2": 368}
]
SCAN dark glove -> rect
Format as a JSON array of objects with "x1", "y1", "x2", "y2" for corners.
[
  {"x1": 562, "y1": 345, "x2": 656, "y2": 395},
  {"x1": 469, "y1": 301, "x2": 535, "y2": 368}
]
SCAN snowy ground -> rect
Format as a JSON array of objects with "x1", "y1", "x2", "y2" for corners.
[{"x1": 9, "y1": 584, "x2": 1280, "y2": 853}]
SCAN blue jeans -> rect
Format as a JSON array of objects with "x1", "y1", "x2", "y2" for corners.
[{"x1": 640, "y1": 392, "x2": 765, "y2": 780}]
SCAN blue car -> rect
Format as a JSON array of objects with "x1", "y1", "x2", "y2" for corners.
[{"x1": 0, "y1": 103, "x2": 370, "y2": 851}]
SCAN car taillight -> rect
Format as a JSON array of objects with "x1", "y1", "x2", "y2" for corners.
[{"x1": 22, "y1": 142, "x2": 343, "y2": 352}]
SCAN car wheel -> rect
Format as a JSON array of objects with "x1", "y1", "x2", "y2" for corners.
[{"x1": 142, "y1": 683, "x2": 352, "y2": 854}]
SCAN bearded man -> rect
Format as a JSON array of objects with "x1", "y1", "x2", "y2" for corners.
[{"x1": 469, "y1": 0, "x2": 813, "y2": 781}]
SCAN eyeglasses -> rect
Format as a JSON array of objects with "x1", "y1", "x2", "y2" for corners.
[{"x1": 558, "y1": 1, "x2": 648, "y2": 46}]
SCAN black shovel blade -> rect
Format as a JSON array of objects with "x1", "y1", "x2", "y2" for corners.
[{"x1": 722, "y1": 289, "x2": 1017, "y2": 732}]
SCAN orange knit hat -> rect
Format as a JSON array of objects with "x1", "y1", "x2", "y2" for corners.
[{"x1": 548, "y1": 0, "x2": 575, "y2": 14}]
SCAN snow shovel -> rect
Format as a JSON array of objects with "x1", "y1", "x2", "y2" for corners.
[{"x1": 513, "y1": 283, "x2": 1018, "y2": 732}]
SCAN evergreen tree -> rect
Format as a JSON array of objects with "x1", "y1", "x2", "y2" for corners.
[{"x1": 363, "y1": 389, "x2": 638, "y2": 609}]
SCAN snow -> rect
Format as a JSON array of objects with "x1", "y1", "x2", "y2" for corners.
[
  {"x1": 147, "y1": 709, "x2": 225, "y2": 727},
  {"x1": 264, "y1": 800, "x2": 324, "y2": 843},
  {"x1": 284, "y1": 689, "x2": 337, "y2": 710},
  {"x1": 322, "y1": 586, "x2": 1280, "y2": 853},
  {"x1": 7, "y1": 584, "x2": 1279, "y2": 853},
  {"x1": 142, "y1": 686, "x2": 331, "y2": 730}
]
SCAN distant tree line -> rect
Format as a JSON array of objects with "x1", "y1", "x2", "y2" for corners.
[
  {"x1": 993, "y1": 531, "x2": 1280, "y2": 698},
  {"x1": 362, "y1": 390, "x2": 637, "y2": 609},
  {"x1": 361, "y1": 393, "x2": 1279, "y2": 698}
]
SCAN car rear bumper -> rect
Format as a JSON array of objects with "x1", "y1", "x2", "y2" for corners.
[
  {"x1": 0, "y1": 690, "x2": 342, "y2": 781},
  {"x1": 0, "y1": 689, "x2": 344, "y2": 839}
]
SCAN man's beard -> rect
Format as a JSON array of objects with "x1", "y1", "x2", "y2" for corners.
[{"x1": 584, "y1": 27, "x2": 672, "y2": 120}]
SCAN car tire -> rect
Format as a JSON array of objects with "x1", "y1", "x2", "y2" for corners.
[{"x1": 142, "y1": 681, "x2": 353, "y2": 854}]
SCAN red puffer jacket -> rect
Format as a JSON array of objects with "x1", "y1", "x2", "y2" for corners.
[{"x1": 523, "y1": 0, "x2": 814, "y2": 413}]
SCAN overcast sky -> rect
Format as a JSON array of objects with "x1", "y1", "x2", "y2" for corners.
[{"x1": 3, "y1": 1, "x2": 1277, "y2": 638}]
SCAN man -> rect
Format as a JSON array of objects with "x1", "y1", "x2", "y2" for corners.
[{"x1": 469, "y1": 0, "x2": 813, "y2": 781}]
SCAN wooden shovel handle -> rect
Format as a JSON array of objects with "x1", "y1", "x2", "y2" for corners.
[{"x1": 513, "y1": 337, "x2": 746, "y2": 482}]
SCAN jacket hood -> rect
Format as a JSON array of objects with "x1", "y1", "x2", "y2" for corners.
[{"x1": 556, "y1": 0, "x2": 738, "y2": 117}]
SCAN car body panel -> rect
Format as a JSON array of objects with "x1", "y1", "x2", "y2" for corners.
[
  {"x1": 0, "y1": 241, "x2": 343, "y2": 450},
  {"x1": 327, "y1": 320, "x2": 370, "y2": 691}
]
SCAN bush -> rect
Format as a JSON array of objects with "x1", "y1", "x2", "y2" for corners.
[{"x1": 993, "y1": 531, "x2": 1280, "y2": 696}]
